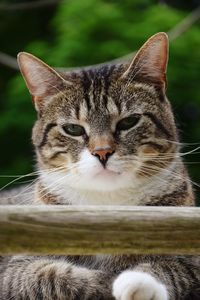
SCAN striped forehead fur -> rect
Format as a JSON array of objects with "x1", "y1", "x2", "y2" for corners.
[{"x1": 59, "y1": 64, "x2": 165, "y2": 119}]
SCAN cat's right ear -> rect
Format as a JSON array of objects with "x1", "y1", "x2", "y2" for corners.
[
  {"x1": 121, "y1": 32, "x2": 168, "y2": 89},
  {"x1": 17, "y1": 52, "x2": 71, "y2": 112}
]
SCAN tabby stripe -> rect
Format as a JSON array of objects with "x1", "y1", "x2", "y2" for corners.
[
  {"x1": 179, "y1": 257, "x2": 199, "y2": 285},
  {"x1": 169, "y1": 263, "x2": 187, "y2": 296},
  {"x1": 82, "y1": 70, "x2": 92, "y2": 112},
  {"x1": 104, "y1": 65, "x2": 115, "y2": 110},
  {"x1": 38, "y1": 123, "x2": 57, "y2": 149},
  {"x1": 164, "y1": 265, "x2": 179, "y2": 299},
  {"x1": 92, "y1": 71, "x2": 98, "y2": 108},
  {"x1": 164, "y1": 183, "x2": 188, "y2": 203},
  {"x1": 141, "y1": 141, "x2": 163, "y2": 151},
  {"x1": 48, "y1": 268, "x2": 56, "y2": 298},
  {"x1": 36, "y1": 277, "x2": 44, "y2": 300},
  {"x1": 75, "y1": 103, "x2": 80, "y2": 119},
  {"x1": 144, "y1": 112, "x2": 171, "y2": 138},
  {"x1": 50, "y1": 151, "x2": 67, "y2": 160},
  {"x1": 73, "y1": 284, "x2": 87, "y2": 300},
  {"x1": 104, "y1": 64, "x2": 121, "y2": 114},
  {"x1": 101, "y1": 65, "x2": 109, "y2": 109},
  {"x1": 151, "y1": 85, "x2": 166, "y2": 102},
  {"x1": 6, "y1": 275, "x2": 13, "y2": 300},
  {"x1": 34, "y1": 261, "x2": 53, "y2": 299}
]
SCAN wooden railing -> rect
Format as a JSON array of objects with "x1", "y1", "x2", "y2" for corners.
[{"x1": 0, "y1": 205, "x2": 200, "y2": 255}]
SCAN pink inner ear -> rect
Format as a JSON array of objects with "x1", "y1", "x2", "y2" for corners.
[
  {"x1": 19, "y1": 58, "x2": 50, "y2": 96},
  {"x1": 17, "y1": 52, "x2": 68, "y2": 99},
  {"x1": 17, "y1": 52, "x2": 73, "y2": 113},
  {"x1": 122, "y1": 33, "x2": 168, "y2": 86}
]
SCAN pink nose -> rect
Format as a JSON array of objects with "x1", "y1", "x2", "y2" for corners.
[{"x1": 91, "y1": 147, "x2": 115, "y2": 166}]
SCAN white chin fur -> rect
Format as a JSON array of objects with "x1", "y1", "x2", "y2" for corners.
[
  {"x1": 113, "y1": 271, "x2": 169, "y2": 300},
  {"x1": 39, "y1": 149, "x2": 142, "y2": 204},
  {"x1": 68, "y1": 169, "x2": 134, "y2": 192},
  {"x1": 67, "y1": 149, "x2": 137, "y2": 191}
]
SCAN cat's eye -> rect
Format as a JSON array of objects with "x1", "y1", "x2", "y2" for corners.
[
  {"x1": 63, "y1": 124, "x2": 85, "y2": 136},
  {"x1": 116, "y1": 115, "x2": 140, "y2": 131}
]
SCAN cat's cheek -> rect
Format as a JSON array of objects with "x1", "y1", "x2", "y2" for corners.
[{"x1": 112, "y1": 271, "x2": 169, "y2": 300}]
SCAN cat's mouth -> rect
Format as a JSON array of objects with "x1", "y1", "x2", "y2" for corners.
[{"x1": 95, "y1": 168, "x2": 121, "y2": 177}]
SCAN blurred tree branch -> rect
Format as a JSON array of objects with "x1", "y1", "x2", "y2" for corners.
[
  {"x1": 0, "y1": 5, "x2": 199, "y2": 70},
  {"x1": 118, "y1": 5, "x2": 200, "y2": 61},
  {"x1": 168, "y1": 5, "x2": 200, "y2": 41},
  {"x1": 0, "y1": 51, "x2": 19, "y2": 70},
  {"x1": 0, "y1": 0, "x2": 60, "y2": 11}
]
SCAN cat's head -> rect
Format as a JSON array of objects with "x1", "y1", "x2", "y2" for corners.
[{"x1": 17, "y1": 32, "x2": 178, "y2": 194}]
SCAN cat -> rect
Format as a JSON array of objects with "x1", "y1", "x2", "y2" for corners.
[
  {"x1": 0, "y1": 32, "x2": 199, "y2": 300},
  {"x1": 0, "y1": 32, "x2": 194, "y2": 206}
]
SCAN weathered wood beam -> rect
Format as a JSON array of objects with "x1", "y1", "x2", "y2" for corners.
[{"x1": 0, "y1": 205, "x2": 199, "y2": 255}]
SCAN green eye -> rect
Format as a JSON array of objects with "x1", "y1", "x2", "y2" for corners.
[
  {"x1": 116, "y1": 115, "x2": 140, "y2": 131},
  {"x1": 63, "y1": 124, "x2": 85, "y2": 136}
]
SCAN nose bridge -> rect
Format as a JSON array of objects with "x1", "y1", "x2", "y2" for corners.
[{"x1": 89, "y1": 135, "x2": 115, "y2": 153}]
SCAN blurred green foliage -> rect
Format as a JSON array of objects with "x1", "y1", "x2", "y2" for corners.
[{"x1": 0, "y1": 0, "x2": 200, "y2": 203}]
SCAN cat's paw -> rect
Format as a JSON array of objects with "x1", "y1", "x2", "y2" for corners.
[{"x1": 112, "y1": 271, "x2": 168, "y2": 300}]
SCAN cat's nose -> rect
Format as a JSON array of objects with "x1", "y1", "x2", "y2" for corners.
[{"x1": 92, "y1": 146, "x2": 115, "y2": 167}]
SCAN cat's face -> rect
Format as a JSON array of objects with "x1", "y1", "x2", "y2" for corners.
[{"x1": 18, "y1": 32, "x2": 178, "y2": 193}]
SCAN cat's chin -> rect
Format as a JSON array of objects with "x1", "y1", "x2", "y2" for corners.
[
  {"x1": 70, "y1": 169, "x2": 135, "y2": 192},
  {"x1": 39, "y1": 168, "x2": 134, "y2": 197}
]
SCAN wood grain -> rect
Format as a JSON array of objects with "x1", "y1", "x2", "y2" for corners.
[{"x1": 0, "y1": 205, "x2": 199, "y2": 254}]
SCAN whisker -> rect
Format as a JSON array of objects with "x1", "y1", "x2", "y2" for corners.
[
  {"x1": 139, "y1": 163, "x2": 200, "y2": 190},
  {"x1": 0, "y1": 172, "x2": 38, "y2": 192},
  {"x1": 15, "y1": 179, "x2": 37, "y2": 184},
  {"x1": 158, "y1": 138, "x2": 200, "y2": 146},
  {"x1": 4, "y1": 178, "x2": 38, "y2": 202},
  {"x1": 120, "y1": 149, "x2": 200, "y2": 162},
  {"x1": 45, "y1": 81, "x2": 69, "y2": 99},
  {"x1": 0, "y1": 166, "x2": 67, "y2": 193},
  {"x1": 39, "y1": 174, "x2": 74, "y2": 201},
  {"x1": 0, "y1": 174, "x2": 35, "y2": 178},
  {"x1": 0, "y1": 166, "x2": 67, "y2": 179},
  {"x1": 180, "y1": 146, "x2": 200, "y2": 156}
]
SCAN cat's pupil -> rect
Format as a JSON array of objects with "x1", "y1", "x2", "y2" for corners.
[
  {"x1": 116, "y1": 115, "x2": 140, "y2": 131},
  {"x1": 63, "y1": 124, "x2": 85, "y2": 136}
]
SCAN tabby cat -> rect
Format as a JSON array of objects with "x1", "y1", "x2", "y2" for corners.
[{"x1": 0, "y1": 33, "x2": 199, "y2": 299}]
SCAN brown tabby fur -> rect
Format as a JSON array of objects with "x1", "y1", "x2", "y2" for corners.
[{"x1": 0, "y1": 33, "x2": 199, "y2": 300}]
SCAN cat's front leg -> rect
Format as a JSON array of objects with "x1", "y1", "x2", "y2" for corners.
[
  {"x1": 1, "y1": 256, "x2": 114, "y2": 300},
  {"x1": 112, "y1": 271, "x2": 168, "y2": 300}
]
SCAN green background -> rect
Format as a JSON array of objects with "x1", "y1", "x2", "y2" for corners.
[{"x1": 0, "y1": 0, "x2": 200, "y2": 204}]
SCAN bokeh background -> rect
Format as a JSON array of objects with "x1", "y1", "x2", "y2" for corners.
[{"x1": 0, "y1": 0, "x2": 200, "y2": 203}]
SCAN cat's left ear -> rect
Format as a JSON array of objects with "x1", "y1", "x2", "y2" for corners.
[{"x1": 121, "y1": 32, "x2": 168, "y2": 89}]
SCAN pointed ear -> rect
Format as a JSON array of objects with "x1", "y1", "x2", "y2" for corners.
[
  {"x1": 17, "y1": 52, "x2": 71, "y2": 112},
  {"x1": 121, "y1": 32, "x2": 169, "y2": 89}
]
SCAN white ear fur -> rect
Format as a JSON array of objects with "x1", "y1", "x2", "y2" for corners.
[
  {"x1": 122, "y1": 32, "x2": 169, "y2": 88},
  {"x1": 17, "y1": 52, "x2": 71, "y2": 111}
]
